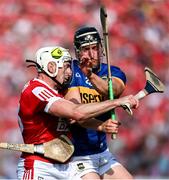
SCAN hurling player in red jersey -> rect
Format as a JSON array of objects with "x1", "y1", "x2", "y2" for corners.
[{"x1": 17, "y1": 46, "x2": 138, "y2": 179}]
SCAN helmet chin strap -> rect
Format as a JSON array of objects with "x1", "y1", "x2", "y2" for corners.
[{"x1": 26, "y1": 59, "x2": 65, "y2": 89}]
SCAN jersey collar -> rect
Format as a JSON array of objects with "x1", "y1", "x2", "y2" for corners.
[{"x1": 33, "y1": 78, "x2": 59, "y2": 94}]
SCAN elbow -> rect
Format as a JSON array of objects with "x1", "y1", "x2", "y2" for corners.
[
  {"x1": 113, "y1": 85, "x2": 125, "y2": 98},
  {"x1": 112, "y1": 78, "x2": 125, "y2": 98}
]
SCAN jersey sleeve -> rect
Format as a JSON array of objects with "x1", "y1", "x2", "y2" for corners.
[
  {"x1": 31, "y1": 86, "x2": 62, "y2": 113},
  {"x1": 110, "y1": 66, "x2": 127, "y2": 85}
]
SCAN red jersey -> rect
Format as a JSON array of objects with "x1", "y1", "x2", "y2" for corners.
[{"x1": 18, "y1": 78, "x2": 70, "y2": 145}]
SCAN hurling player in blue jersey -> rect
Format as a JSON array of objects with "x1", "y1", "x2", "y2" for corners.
[{"x1": 64, "y1": 26, "x2": 137, "y2": 179}]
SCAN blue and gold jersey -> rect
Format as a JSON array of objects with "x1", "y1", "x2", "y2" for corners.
[{"x1": 68, "y1": 60, "x2": 126, "y2": 156}]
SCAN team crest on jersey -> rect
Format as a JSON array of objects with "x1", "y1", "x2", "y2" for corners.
[
  {"x1": 38, "y1": 177, "x2": 44, "y2": 180},
  {"x1": 77, "y1": 163, "x2": 85, "y2": 171},
  {"x1": 75, "y1": 72, "x2": 81, "y2": 78}
]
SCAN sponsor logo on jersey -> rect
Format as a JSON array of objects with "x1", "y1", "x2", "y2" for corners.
[
  {"x1": 79, "y1": 86, "x2": 104, "y2": 103},
  {"x1": 56, "y1": 118, "x2": 69, "y2": 132}
]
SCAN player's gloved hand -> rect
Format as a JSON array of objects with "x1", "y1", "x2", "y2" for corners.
[
  {"x1": 97, "y1": 119, "x2": 121, "y2": 134},
  {"x1": 80, "y1": 57, "x2": 93, "y2": 77}
]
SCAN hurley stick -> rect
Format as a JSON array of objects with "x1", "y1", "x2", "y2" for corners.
[
  {"x1": 100, "y1": 6, "x2": 117, "y2": 139},
  {"x1": 0, "y1": 135, "x2": 74, "y2": 163},
  {"x1": 122, "y1": 67, "x2": 165, "y2": 114},
  {"x1": 100, "y1": 6, "x2": 131, "y2": 139},
  {"x1": 100, "y1": 6, "x2": 133, "y2": 139}
]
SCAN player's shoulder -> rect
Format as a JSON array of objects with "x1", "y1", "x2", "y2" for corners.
[
  {"x1": 21, "y1": 79, "x2": 35, "y2": 93},
  {"x1": 101, "y1": 63, "x2": 121, "y2": 70},
  {"x1": 100, "y1": 63, "x2": 124, "y2": 73},
  {"x1": 100, "y1": 63, "x2": 126, "y2": 83},
  {"x1": 22, "y1": 78, "x2": 60, "y2": 97},
  {"x1": 22, "y1": 79, "x2": 44, "y2": 92},
  {"x1": 20, "y1": 79, "x2": 63, "y2": 108}
]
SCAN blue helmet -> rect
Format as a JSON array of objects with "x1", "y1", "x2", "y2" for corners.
[{"x1": 74, "y1": 26, "x2": 101, "y2": 52}]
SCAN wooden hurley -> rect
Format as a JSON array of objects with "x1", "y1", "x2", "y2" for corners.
[
  {"x1": 122, "y1": 67, "x2": 165, "y2": 115},
  {"x1": 0, "y1": 135, "x2": 74, "y2": 163},
  {"x1": 100, "y1": 6, "x2": 133, "y2": 138},
  {"x1": 100, "y1": 6, "x2": 117, "y2": 139}
]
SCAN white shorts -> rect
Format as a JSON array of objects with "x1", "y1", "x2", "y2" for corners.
[
  {"x1": 17, "y1": 158, "x2": 71, "y2": 180},
  {"x1": 68, "y1": 149, "x2": 121, "y2": 179}
]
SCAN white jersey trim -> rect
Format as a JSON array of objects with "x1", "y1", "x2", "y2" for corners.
[
  {"x1": 32, "y1": 87, "x2": 56, "y2": 101},
  {"x1": 44, "y1": 96, "x2": 62, "y2": 113},
  {"x1": 31, "y1": 81, "x2": 63, "y2": 113}
]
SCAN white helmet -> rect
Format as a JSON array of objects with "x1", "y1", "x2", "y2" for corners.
[{"x1": 36, "y1": 46, "x2": 72, "y2": 77}]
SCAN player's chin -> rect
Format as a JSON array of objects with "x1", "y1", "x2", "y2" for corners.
[
  {"x1": 64, "y1": 77, "x2": 71, "y2": 84},
  {"x1": 92, "y1": 63, "x2": 100, "y2": 69}
]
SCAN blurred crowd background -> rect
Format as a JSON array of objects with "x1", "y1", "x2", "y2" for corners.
[{"x1": 0, "y1": 0, "x2": 168, "y2": 179}]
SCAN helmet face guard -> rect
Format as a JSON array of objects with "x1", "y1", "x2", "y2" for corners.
[
  {"x1": 74, "y1": 27, "x2": 103, "y2": 71},
  {"x1": 36, "y1": 46, "x2": 72, "y2": 77},
  {"x1": 74, "y1": 27, "x2": 101, "y2": 54}
]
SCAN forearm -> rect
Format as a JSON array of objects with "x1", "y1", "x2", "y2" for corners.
[
  {"x1": 78, "y1": 118, "x2": 103, "y2": 130},
  {"x1": 49, "y1": 98, "x2": 119, "y2": 122},
  {"x1": 64, "y1": 87, "x2": 116, "y2": 120},
  {"x1": 79, "y1": 118, "x2": 120, "y2": 134},
  {"x1": 50, "y1": 94, "x2": 138, "y2": 122},
  {"x1": 88, "y1": 73, "x2": 124, "y2": 98},
  {"x1": 88, "y1": 73, "x2": 108, "y2": 96},
  {"x1": 73, "y1": 99, "x2": 119, "y2": 120}
]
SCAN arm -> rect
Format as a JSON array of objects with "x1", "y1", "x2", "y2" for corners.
[
  {"x1": 78, "y1": 118, "x2": 120, "y2": 134},
  {"x1": 88, "y1": 73, "x2": 125, "y2": 98},
  {"x1": 64, "y1": 87, "x2": 109, "y2": 128},
  {"x1": 48, "y1": 92, "x2": 139, "y2": 122},
  {"x1": 64, "y1": 87, "x2": 81, "y2": 104},
  {"x1": 80, "y1": 62, "x2": 125, "y2": 98},
  {"x1": 49, "y1": 97, "x2": 119, "y2": 121},
  {"x1": 64, "y1": 87, "x2": 125, "y2": 131}
]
